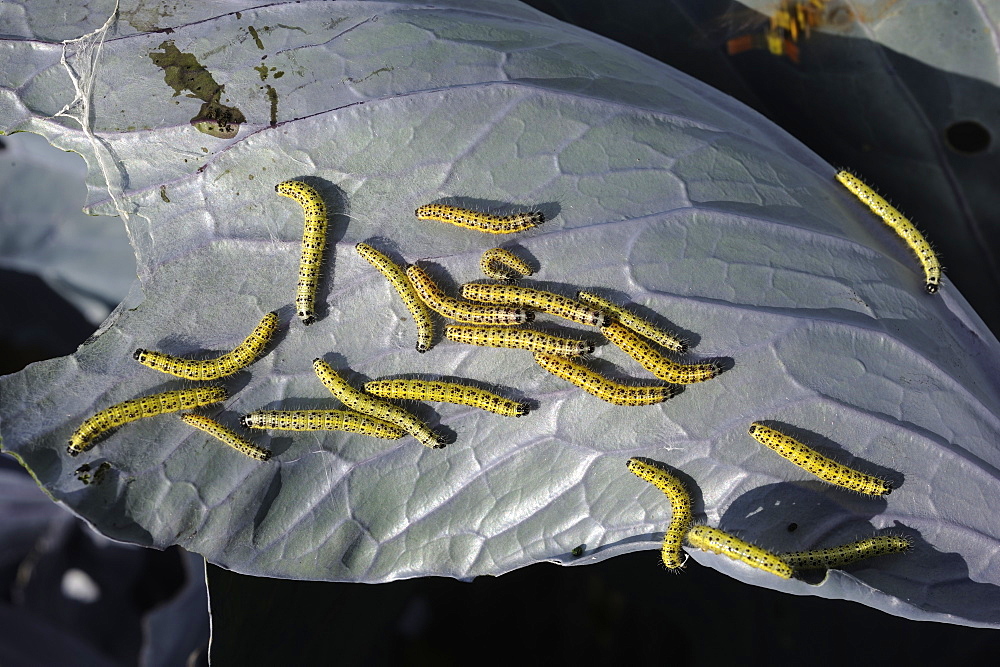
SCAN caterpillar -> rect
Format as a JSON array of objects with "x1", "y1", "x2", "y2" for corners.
[
  {"x1": 276, "y1": 180, "x2": 328, "y2": 324},
  {"x1": 480, "y1": 247, "x2": 534, "y2": 282},
  {"x1": 780, "y1": 535, "x2": 912, "y2": 571},
  {"x1": 533, "y1": 352, "x2": 679, "y2": 406},
  {"x1": 685, "y1": 524, "x2": 793, "y2": 579},
  {"x1": 576, "y1": 291, "x2": 688, "y2": 354},
  {"x1": 181, "y1": 413, "x2": 271, "y2": 461},
  {"x1": 312, "y1": 358, "x2": 445, "y2": 449},
  {"x1": 356, "y1": 243, "x2": 435, "y2": 353},
  {"x1": 444, "y1": 324, "x2": 595, "y2": 357},
  {"x1": 240, "y1": 409, "x2": 406, "y2": 439},
  {"x1": 67, "y1": 386, "x2": 228, "y2": 456},
  {"x1": 414, "y1": 203, "x2": 544, "y2": 234},
  {"x1": 406, "y1": 264, "x2": 532, "y2": 325},
  {"x1": 600, "y1": 321, "x2": 721, "y2": 385},
  {"x1": 626, "y1": 458, "x2": 693, "y2": 570},
  {"x1": 461, "y1": 283, "x2": 606, "y2": 327},
  {"x1": 748, "y1": 422, "x2": 892, "y2": 497},
  {"x1": 133, "y1": 311, "x2": 279, "y2": 380},
  {"x1": 834, "y1": 169, "x2": 942, "y2": 294},
  {"x1": 363, "y1": 378, "x2": 529, "y2": 417}
]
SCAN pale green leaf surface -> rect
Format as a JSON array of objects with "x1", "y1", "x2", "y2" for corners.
[{"x1": 1, "y1": 0, "x2": 999, "y2": 627}]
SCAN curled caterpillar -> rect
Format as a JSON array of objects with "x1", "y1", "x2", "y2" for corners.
[
  {"x1": 480, "y1": 247, "x2": 534, "y2": 282},
  {"x1": 685, "y1": 524, "x2": 793, "y2": 579},
  {"x1": 241, "y1": 409, "x2": 406, "y2": 439},
  {"x1": 276, "y1": 180, "x2": 328, "y2": 324},
  {"x1": 445, "y1": 324, "x2": 594, "y2": 357},
  {"x1": 406, "y1": 264, "x2": 532, "y2": 325},
  {"x1": 133, "y1": 312, "x2": 279, "y2": 380},
  {"x1": 601, "y1": 321, "x2": 720, "y2": 384},
  {"x1": 356, "y1": 243, "x2": 435, "y2": 353},
  {"x1": 835, "y1": 169, "x2": 942, "y2": 294},
  {"x1": 533, "y1": 352, "x2": 678, "y2": 406},
  {"x1": 577, "y1": 291, "x2": 688, "y2": 353},
  {"x1": 68, "y1": 386, "x2": 227, "y2": 456},
  {"x1": 748, "y1": 422, "x2": 892, "y2": 497},
  {"x1": 415, "y1": 203, "x2": 544, "y2": 234},
  {"x1": 626, "y1": 458, "x2": 692, "y2": 570},
  {"x1": 461, "y1": 283, "x2": 606, "y2": 327},
  {"x1": 312, "y1": 358, "x2": 444, "y2": 449},
  {"x1": 780, "y1": 535, "x2": 912, "y2": 571},
  {"x1": 181, "y1": 413, "x2": 271, "y2": 461}
]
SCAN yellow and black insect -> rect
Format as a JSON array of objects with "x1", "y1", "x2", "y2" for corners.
[
  {"x1": 462, "y1": 283, "x2": 606, "y2": 327},
  {"x1": 601, "y1": 321, "x2": 720, "y2": 385},
  {"x1": 686, "y1": 524, "x2": 793, "y2": 579},
  {"x1": 312, "y1": 359, "x2": 444, "y2": 449},
  {"x1": 133, "y1": 312, "x2": 279, "y2": 380},
  {"x1": 356, "y1": 243, "x2": 435, "y2": 352},
  {"x1": 67, "y1": 386, "x2": 228, "y2": 455},
  {"x1": 181, "y1": 413, "x2": 271, "y2": 461},
  {"x1": 240, "y1": 409, "x2": 406, "y2": 439},
  {"x1": 276, "y1": 180, "x2": 328, "y2": 324},
  {"x1": 626, "y1": 458, "x2": 692, "y2": 570},
  {"x1": 835, "y1": 169, "x2": 942, "y2": 294},
  {"x1": 415, "y1": 203, "x2": 544, "y2": 234},
  {"x1": 577, "y1": 291, "x2": 687, "y2": 353},
  {"x1": 406, "y1": 265, "x2": 532, "y2": 325},
  {"x1": 445, "y1": 324, "x2": 594, "y2": 357},
  {"x1": 533, "y1": 353, "x2": 678, "y2": 406},
  {"x1": 364, "y1": 378, "x2": 529, "y2": 417},
  {"x1": 480, "y1": 247, "x2": 534, "y2": 282},
  {"x1": 780, "y1": 535, "x2": 912, "y2": 571},
  {"x1": 748, "y1": 422, "x2": 892, "y2": 497}
]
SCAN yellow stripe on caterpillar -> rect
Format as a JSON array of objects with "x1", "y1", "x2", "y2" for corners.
[{"x1": 133, "y1": 312, "x2": 279, "y2": 380}]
